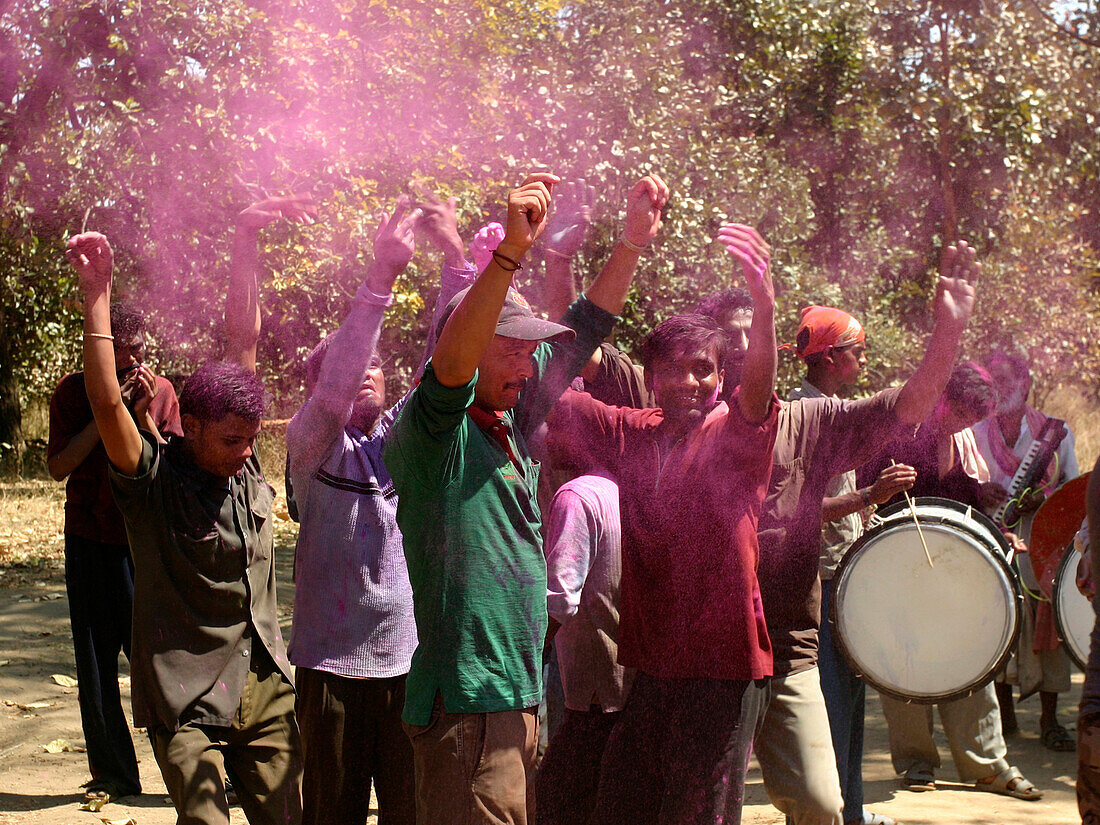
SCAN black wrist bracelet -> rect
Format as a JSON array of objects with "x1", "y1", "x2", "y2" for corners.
[{"x1": 492, "y1": 250, "x2": 523, "y2": 272}]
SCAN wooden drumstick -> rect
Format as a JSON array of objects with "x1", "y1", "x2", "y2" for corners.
[{"x1": 892, "y1": 459, "x2": 934, "y2": 568}]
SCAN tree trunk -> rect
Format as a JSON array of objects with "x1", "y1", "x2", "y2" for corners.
[{"x1": 0, "y1": 333, "x2": 24, "y2": 477}]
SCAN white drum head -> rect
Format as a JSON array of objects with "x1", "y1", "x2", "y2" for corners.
[
  {"x1": 834, "y1": 517, "x2": 1019, "y2": 702},
  {"x1": 1055, "y1": 546, "x2": 1094, "y2": 670}
]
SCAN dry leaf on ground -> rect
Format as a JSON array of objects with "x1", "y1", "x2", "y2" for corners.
[
  {"x1": 43, "y1": 738, "x2": 83, "y2": 753},
  {"x1": 51, "y1": 673, "x2": 78, "y2": 687},
  {"x1": 80, "y1": 795, "x2": 109, "y2": 812},
  {"x1": 4, "y1": 699, "x2": 52, "y2": 710}
]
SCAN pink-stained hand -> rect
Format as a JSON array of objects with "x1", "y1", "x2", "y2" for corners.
[
  {"x1": 410, "y1": 187, "x2": 464, "y2": 264},
  {"x1": 544, "y1": 179, "x2": 596, "y2": 257},
  {"x1": 500, "y1": 172, "x2": 561, "y2": 255},
  {"x1": 869, "y1": 463, "x2": 917, "y2": 505},
  {"x1": 934, "y1": 240, "x2": 978, "y2": 332},
  {"x1": 371, "y1": 198, "x2": 417, "y2": 289},
  {"x1": 236, "y1": 193, "x2": 318, "y2": 231},
  {"x1": 66, "y1": 232, "x2": 114, "y2": 294},
  {"x1": 623, "y1": 174, "x2": 670, "y2": 247},
  {"x1": 718, "y1": 223, "x2": 774, "y2": 306},
  {"x1": 469, "y1": 222, "x2": 505, "y2": 272}
]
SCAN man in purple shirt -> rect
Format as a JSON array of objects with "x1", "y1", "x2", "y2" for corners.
[{"x1": 287, "y1": 195, "x2": 477, "y2": 825}]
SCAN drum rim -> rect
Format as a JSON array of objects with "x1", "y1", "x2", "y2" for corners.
[
  {"x1": 1053, "y1": 544, "x2": 1089, "y2": 671},
  {"x1": 830, "y1": 497, "x2": 1022, "y2": 704},
  {"x1": 874, "y1": 496, "x2": 1012, "y2": 556}
]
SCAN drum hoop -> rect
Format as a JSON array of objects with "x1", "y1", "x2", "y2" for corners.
[
  {"x1": 874, "y1": 496, "x2": 1012, "y2": 556},
  {"x1": 831, "y1": 499, "x2": 1022, "y2": 704},
  {"x1": 1053, "y1": 544, "x2": 1089, "y2": 671}
]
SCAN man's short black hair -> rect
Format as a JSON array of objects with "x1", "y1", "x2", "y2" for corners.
[
  {"x1": 179, "y1": 361, "x2": 266, "y2": 423},
  {"x1": 109, "y1": 303, "x2": 146, "y2": 340},
  {"x1": 639, "y1": 314, "x2": 730, "y2": 374},
  {"x1": 945, "y1": 362, "x2": 996, "y2": 420},
  {"x1": 695, "y1": 288, "x2": 754, "y2": 320}
]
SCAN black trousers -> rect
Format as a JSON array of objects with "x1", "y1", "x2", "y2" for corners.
[
  {"x1": 536, "y1": 705, "x2": 620, "y2": 825},
  {"x1": 64, "y1": 535, "x2": 140, "y2": 794},
  {"x1": 591, "y1": 672, "x2": 768, "y2": 825},
  {"x1": 296, "y1": 667, "x2": 415, "y2": 825}
]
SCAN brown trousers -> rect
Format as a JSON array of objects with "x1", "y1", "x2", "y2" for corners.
[
  {"x1": 149, "y1": 654, "x2": 303, "y2": 825},
  {"x1": 404, "y1": 695, "x2": 538, "y2": 825}
]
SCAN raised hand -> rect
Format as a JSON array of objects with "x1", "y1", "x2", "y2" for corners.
[
  {"x1": 66, "y1": 232, "x2": 114, "y2": 294},
  {"x1": 370, "y1": 199, "x2": 417, "y2": 291},
  {"x1": 544, "y1": 179, "x2": 596, "y2": 257},
  {"x1": 623, "y1": 174, "x2": 670, "y2": 248},
  {"x1": 411, "y1": 188, "x2": 466, "y2": 267},
  {"x1": 236, "y1": 193, "x2": 317, "y2": 231},
  {"x1": 500, "y1": 172, "x2": 560, "y2": 257},
  {"x1": 469, "y1": 222, "x2": 505, "y2": 272},
  {"x1": 934, "y1": 240, "x2": 978, "y2": 331},
  {"x1": 718, "y1": 223, "x2": 774, "y2": 306}
]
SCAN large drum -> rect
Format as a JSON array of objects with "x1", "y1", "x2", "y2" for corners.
[
  {"x1": 831, "y1": 497, "x2": 1022, "y2": 703},
  {"x1": 1053, "y1": 545, "x2": 1093, "y2": 670}
]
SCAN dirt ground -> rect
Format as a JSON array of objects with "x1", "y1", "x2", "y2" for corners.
[{"x1": 0, "y1": 480, "x2": 1084, "y2": 824}]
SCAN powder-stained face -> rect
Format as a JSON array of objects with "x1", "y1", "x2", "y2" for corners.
[
  {"x1": 113, "y1": 332, "x2": 146, "y2": 373},
  {"x1": 183, "y1": 413, "x2": 262, "y2": 479},
  {"x1": 474, "y1": 335, "x2": 540, "y2": 412},
  {"x1": 830, "y1": 340, "x2": 867, "y2": 388},
  {"x1": 717, "y1": 308, "x2": 752, "y2": 393},
  {"x1": 647, "y1": 344, "x2": 725, "y2": 425},
  {"x1": 988, "y1": 358, "x2": 1029, "y2": 416},
  {"x1": 349, "y1": 356, "x2": 386, "y2": 432}
]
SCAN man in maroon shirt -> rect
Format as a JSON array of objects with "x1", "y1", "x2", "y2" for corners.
[
  {"x1": 548, "y1": 224, "x2": 778, "y2": 825},
  {"x1": 47, "y1": 303, "x2": 182, "y2": 801}
]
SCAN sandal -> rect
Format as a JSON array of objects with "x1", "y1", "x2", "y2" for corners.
[
  {"x1": 1042, "y1": 723, "x2": 1076, "y2": 752},
  {"x1": 902, "y1": 765, "x2": 935, "y2": 792},
  {"x1": 847, "y1": 811, "x2": 898, "y2": 825},
  {"x1": 975, "y1": 765, "x2": 1043, "y2": 800}
]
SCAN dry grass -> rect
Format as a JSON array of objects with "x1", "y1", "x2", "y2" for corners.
[
  {"x1": 1044, "y1": 385, "x2": 1100, "y2": 475},
  {"x1": 0, "y1": 423, "x2": 299, "y2": 571},
  {"x1": 3, "y1": 394, "x2": 1097, "y2": 571},
  {"x1": 0, "y1": 480, "x2": 66, "y2": 569}
]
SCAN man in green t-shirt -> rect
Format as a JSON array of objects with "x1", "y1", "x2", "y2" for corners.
[{"x1": 384, "y1": 172, "x2": 669, "y2": 825}]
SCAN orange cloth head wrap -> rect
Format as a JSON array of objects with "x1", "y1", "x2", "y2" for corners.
[{"x1": 782, "y1": 305, "x2": 865, "y2": 360}]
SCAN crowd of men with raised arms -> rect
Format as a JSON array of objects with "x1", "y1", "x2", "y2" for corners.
[{"x1": 47, "y1": 172, "x2": 1098, "y2": 825}]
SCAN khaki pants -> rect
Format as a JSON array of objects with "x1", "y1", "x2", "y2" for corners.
[
  {"x1": 754, "y1": 668, "x2": 844, "y2": 825},
  {"x1": 404, "y1": 695, "x2": 538, "y2": 825},
  {"x1": 149, "y1": 654, "x2": 303, "y2": 825},
  {"x1": 880, "y1": 682, "x2": 1008, "y2": 782}
]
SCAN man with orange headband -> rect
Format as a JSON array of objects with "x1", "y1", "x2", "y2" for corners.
[
  {"x1": 778, "y1": 305, "x2": 916, "y2": 825},
  {"x1": 697, "y1": 247, "x2": 978, "y2": 825}
]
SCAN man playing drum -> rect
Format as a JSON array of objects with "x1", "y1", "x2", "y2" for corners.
[
  {"x1": 973, "y1": 346, "x2": 1080, "y2": 750},
  {"x1": 859, "y1": 363, "x2": 1042, "y2": 801},
  {"x1": 785, "y1": 307, "x2": 915, "y2": 825},
  {"x1": 746, "y1": 280, "x2": 973, "y2": 825}
]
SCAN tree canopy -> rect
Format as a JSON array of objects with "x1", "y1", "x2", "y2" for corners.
[{"x1": 2, "y1": 0, "x2": 1098, "y2": 470}]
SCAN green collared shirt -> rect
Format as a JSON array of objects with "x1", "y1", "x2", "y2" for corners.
[{"x1": 384, "y1": 296, "x2": 615, "y2": 725}]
